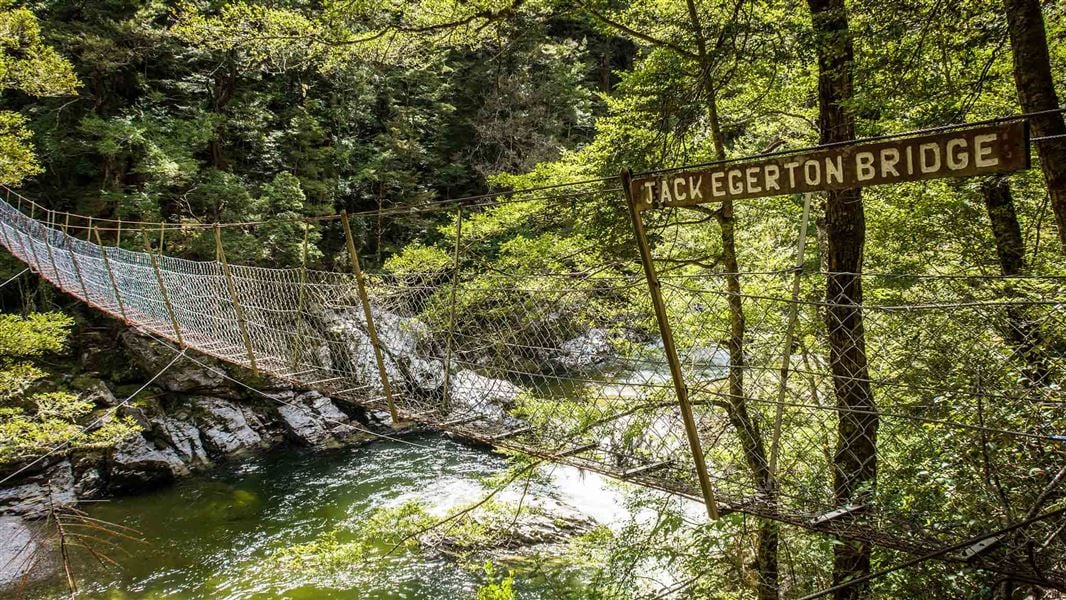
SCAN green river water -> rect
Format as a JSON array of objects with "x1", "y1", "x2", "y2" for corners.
[{"x1": 22, "y1": 433, "x2": 620, "y2": 599}]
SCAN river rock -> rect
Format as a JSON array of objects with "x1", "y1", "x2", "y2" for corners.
[
  {"x1": 502, "y1": 503, "x2": 593, "y2": 547},
  {"x1": 408, "y1": 357, "x2": 445, "y2": 394},
  {"x1": 0, "y1": 517, "x2": 58, "y2": 588},
  {"x1": 73, "y1": 466, "x2": 104, "y2": 498},
  {"x1": 0, "y1": 461, "x2": 76, "y2": 518},
  {"x1": 276, "y1": 391, "x2": 366, "y2": 447},
  {"x1": 151, "y1": 415, "x2": 212, "y2": 469},
  {"x1": 551, "y1": 329, "x2": 614, "y2": 372},
  {"x1": 448, "y1": 369, "x2": 521, "y2": 419},
  {"x1": 375, "y1": 310, "x2": 429, "y2": 356},
  {"x1": 424, "y1": 497, "x2": 594, "y2": 556},
  {"x1": 192, "y1": 397, "x2": 266, "y2": 456},
  {"x1": 316, "y1": 308, "x2": 379, "y2": 385},
  {"x1": 73, "y1": 377, "x2": 118, "y2": 407},
  {"x1": 119, "y1": 331, "x2": 237, "y2": 397},
  {"x1": 314, "y1": 306, "x2": 438, "y2": 392},
  {"x1": 109, "y1": 434, "x2": 189, "y2": 490}
]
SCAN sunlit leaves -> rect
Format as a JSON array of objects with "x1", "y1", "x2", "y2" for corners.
[
  {"x1": 0, "y1": 111, "x2": 41, "y2": 184},
  {"x1": 0, "y1": 313, "x2": 138, "y2": 464},
  {"x1": 0, "y1": 6, "x2": 79, "y2": 96},
  {"x1": 173, "y1": 0, "x2": 555, "y2": 68},
  {"x1": 0, "y1": 5, "x2": 79, "y2": 184}
]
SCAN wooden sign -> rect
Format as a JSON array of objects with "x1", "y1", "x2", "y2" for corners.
[{"x1": 630, "y1": 121, "x2": 1030, "y2": 210}]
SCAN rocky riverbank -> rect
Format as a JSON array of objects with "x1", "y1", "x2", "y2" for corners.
[
  {"x1": 0, "y1": 309, "x2": 625, "y2": 590},
  {"x1": 1, "y1": 330, "x2": 388, "y2": 519},
  {"x1": 0, "y1": 324, "x2": 395, "y2": 588}
]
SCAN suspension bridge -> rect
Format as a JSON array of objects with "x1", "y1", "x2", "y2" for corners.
[{"x1": 2, "y1": 118, "x2": 1065, "y2": 593}]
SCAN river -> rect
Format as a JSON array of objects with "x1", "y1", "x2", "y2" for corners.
[{"x1": 22, "y1": 433, "x2": 629, "y2": 599}]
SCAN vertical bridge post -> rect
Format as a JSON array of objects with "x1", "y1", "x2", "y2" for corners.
[
  {"x1": 23, "y1": 205, "x2": 45, "y2": 276},
  {"x1": 340, "y1": 210, "x2": 400, "y2": 424},
  {"x1": 93, "y1": 226, "x2": 128, "y2": 323},
  {"x1": 62, "y1": 214, "x2": 91, "y2": 303},
  {"x1": 214, "y1": 224, "x2": 258, "y2": 373},
  {"x1": 290, "y1": 221, "x2": 310, "y2": 371},
  {"x1": 41, "y1": 211, "x2": 62, "y2": 286},
  {"x1": 441, "y1": 204, "x2": 464, "y2": 414},
  {"x1": 142, "y1": 226, "x2": 184, "y2": 347},
  {"x1": 769, "y1": 192, "x2": 814, "y2": 477},
  {"x1": 621, "y1": 169, "x2": 720, "y2": 520}
]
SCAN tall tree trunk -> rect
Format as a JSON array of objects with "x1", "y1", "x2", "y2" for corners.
[
  {"x1": 209, "y1": 59, "x2": 238, "y2": 171},
  {"x1": 805, "y1": 1, "x2": 877, "y2": 598},
  {"x1": 1003, "y1": 0, "x2": 1066, "y2": 252},
  {"x1": 685, "y1": 2, "x2": 778, "y2": 598},
  {"x1": 982, "y1": 177, "x2": 1026, "y2": 277},
  {"x1": 981, "y1": 177, "x2": 1052, "y2": 387}
]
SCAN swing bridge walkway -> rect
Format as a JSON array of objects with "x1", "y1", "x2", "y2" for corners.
[{"x1": 3, "y1": 122, "x2": 1066, "y2": 593}]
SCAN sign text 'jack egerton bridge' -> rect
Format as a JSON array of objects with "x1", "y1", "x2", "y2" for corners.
[{"x1": 630, "y1": 121, "x2": 1031, "y2": 209}]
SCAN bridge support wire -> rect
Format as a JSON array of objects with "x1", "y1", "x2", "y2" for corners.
[
  {"x1": 769, "y1": 192, "x2": 814, "y2": 477},
  {"x1": 441, "y1": 204, "x2": 464, "y2": 414},
  {"x1": 142, "y1": 226, "x2": 184, "y2": 347},
  {"x1": 215, "y1": 223, "x2": 258, "y2": 373}
]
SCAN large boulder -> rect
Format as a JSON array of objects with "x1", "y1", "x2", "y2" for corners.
[
  {"x1": 119, "y1": 330, "x2": 237, "y2": 397},
  {"x1": 0, "y1": 517, "x2": 58, "y2": 589},
  {"x1": 448, "y1": 369, "x2": 522, "y2": 421},
  {"x1": 0, "y1": 461, "x2": 76, "y2": 517},
  {"x1": 275, "y1": 391, "x2": 370, "y2": 447},
  {"x1": 151, "y1": 415, "x2": 211, "y2": 469},
  {"x1": 312, "y1": 306, "x2": 438, "y2": 393},
  {"x1": 407, "y1": 357, "x2": 445, "y2": 395},
  {"x1": 374, "y1": 310, "x2": 429, "y2": 358},
  {"x1": 315, "y1": 308, "x2": 380, "y2": 386},
  {"x1": 421, "y1": 496, "x2": 595, "y2": 558},
  {"x1": 109, "y1": 434, "x2": 189, "y2": 490},
  {"x1": 551, "y1": 329, "x2": 614, "y2": 372},
  {"x1": 191, "y1": 397, "x2": 267, "y2": 457}
]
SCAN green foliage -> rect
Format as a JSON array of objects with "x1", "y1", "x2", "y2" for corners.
[
  {"x1": 7, "y1": 0, "x2": 1066, "y2": 597},
  {"x1": 477, "y1": 562, "x2": 516, "y2": 600},
  {"x1": 0, "y1": 111, "x2": 41, "y2": 184},
  {"x1": 0, "y1": 6, "x2": 79, "y2": 96},
  {"x1": 0, "y1": 313, "x2": 137, "y2": 464},
  {"x1": 275, "y1": 500, "x2": 436, "y2": 572},
  {"x1": 0, "y1": 4, "x2": 79, "y2": 184}
]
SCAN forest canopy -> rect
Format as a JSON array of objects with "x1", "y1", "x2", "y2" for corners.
[{"x1": 1, "y1": 0, "x2": 1065, "y2": 599}]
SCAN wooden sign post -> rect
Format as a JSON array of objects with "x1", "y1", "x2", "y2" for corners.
[{"x1": 629, "y1": 121, "x2": 1031, "y2": 210}]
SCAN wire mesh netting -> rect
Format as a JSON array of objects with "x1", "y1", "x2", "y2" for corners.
[{"x1": 1, "y1": 176, "x2": 1064, "y2": 590}]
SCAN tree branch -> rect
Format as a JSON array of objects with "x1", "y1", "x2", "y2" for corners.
[{"x1": 580, "y1": 5, "x2": 698, "y2": 61}]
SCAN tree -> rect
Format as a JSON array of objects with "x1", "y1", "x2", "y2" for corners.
[
  {"x1": 1002, "y1": 0, "x2": 1066, "y2": 252},
  {"x1": 0, "y1": 3, "x2": 79, "y2": 184},
  {"x1": 0, "y1": 313, "x2": 136, "y2": 466},
  {"x1": 805, "y1": 0, "x2": 877, "y2": 597}
]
